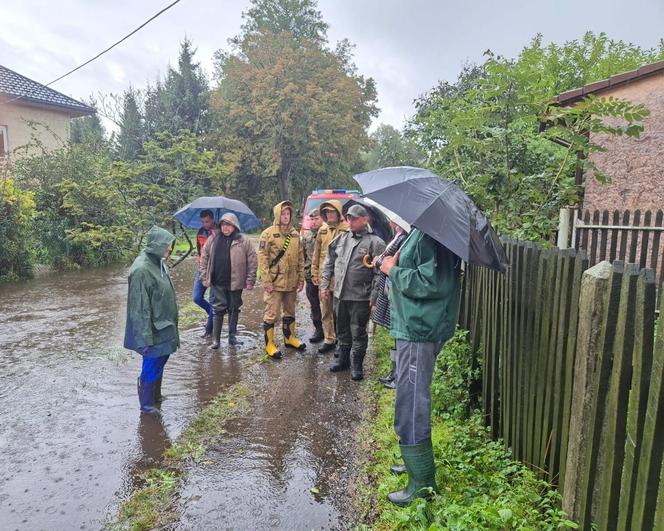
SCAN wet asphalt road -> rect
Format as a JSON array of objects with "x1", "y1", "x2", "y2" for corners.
[{"x1": 0, "y1": 256, "x2": 371, "y2": 530}]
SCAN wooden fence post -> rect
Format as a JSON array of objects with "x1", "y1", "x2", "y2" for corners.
[
  {"x1": 630, "y1": 279, "x2": 664, "y2": 530},
  {"x1": 562, "y1": 261, "x2": 614, "y2": 522},
  {"x1": 593, "y1": 263, "x2": 640, "y2": 529},
  {"x1": 617, "y1": 269, "x2": 657, "y2": 530}
]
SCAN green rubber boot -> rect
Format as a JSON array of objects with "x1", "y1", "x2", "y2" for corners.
[{"x1": 387, "y1": 439, "x2": 438, "y2": 506}]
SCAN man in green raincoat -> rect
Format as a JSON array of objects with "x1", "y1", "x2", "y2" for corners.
[
  {"x1": 124, "y1": 226, "x2": 180, "y2": 415},
  {"x1": 379, "y1": 228, "x2": 462, "y2": 505}
]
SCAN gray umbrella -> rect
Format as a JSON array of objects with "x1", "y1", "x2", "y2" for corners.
[{"x1": 354, "y1": 166, "x2": 508, "y2": 272}]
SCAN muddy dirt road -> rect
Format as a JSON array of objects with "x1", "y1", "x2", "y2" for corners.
[{"x1": 0, "y1": 258, "x2": 372, "y2": 530}]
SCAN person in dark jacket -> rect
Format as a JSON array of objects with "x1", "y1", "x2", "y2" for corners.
[
  {"x1": 379, "y1": 228, "x2": 462, "y2": 506},
  {"x1": 302, "y1": 208, "x2": 324, "y2": 343},
  {"x1": 124, "y1": 226, "x2": 180, "y2": 415},
  {"x1": 200, "y1": 213, "x2": 258, "y2": 349},
  {"x1": 193, "y1": 209, "x2": 216, "y2": 338},
  {"x1": 371, "y1": 220, "x2": 409, "y2": 388},
  {"x1": 320, "y1": 204, "x2": 385, "y2": 380}
]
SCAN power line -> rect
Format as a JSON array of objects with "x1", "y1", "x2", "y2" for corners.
[{"x1": 0, "y1": 0, "x2": 184, "y2": 107}]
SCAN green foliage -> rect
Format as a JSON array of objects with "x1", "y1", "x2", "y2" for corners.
[
  {"x1": 70, "y1": 98, "x2": 108, "y2": 150},
  {"x1": 178, "y1": 301, "x2": 206, "y2": 330},
  {"x1": 10, "y1": 127, "x2": 225, "y2": 268},
  {"x1": 0, "y1": 175, "x2": 35, "y2": 281},
  {"x1": 115, "y1": 468, "x2": 179, "y2": 531},
  {"x1": 115, "y1": 87, "x2": 145, "y2": 162},
  {"x1": 430, "y1": 329, "x2": 479, "y2": 420},
  {"x1": 358, "y1": 328, "x2": 577, "y2": 530},
  {"x1": 165, "y1": 383, "x2": 251, "y2": 463},
  {"x1": 144, "y1": 38, "x2": 210, "y2": 137},
  {"x1": 363, "y1": 124, "x2": 426, "y2": 171},
  {"x1": 211, "y1": 0, "x2": 377, "y2": 219},
  {"x1": 410, "y1": 32, "x2": 662, "y2": 242},
  {"x1": 11, "y1": 140, "x2": 117, "y2": 267},
  {"x1": 240, "y1": 0, "x2": 329, "y2": 43}
]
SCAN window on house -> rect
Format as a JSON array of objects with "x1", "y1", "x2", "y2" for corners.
[{"x1": 0, "y1": 125, "x2": 7, "y2": 158}]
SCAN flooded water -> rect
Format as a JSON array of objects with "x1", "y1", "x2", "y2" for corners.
[{"x1": 0, "y1": 256, "x2": 368, "y2": 530}]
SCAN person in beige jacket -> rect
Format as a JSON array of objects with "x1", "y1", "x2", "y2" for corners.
[
  {"x1": 311, "y1": 200, "x2": 349, "y2": 354},
  {"x1": 257, "y1": 201, "x2": 305, "y2": 359},
  {"x1": 200, "y1": 213, "x2": 257, "y2": 349}
]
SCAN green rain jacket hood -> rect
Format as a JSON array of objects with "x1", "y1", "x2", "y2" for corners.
[{"x1": 123, "y1": 226, "x2": 180, "y2": 356}]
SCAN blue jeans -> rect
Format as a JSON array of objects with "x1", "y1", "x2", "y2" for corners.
[
  {"x1": 141, "y1": 354, "x2": 170, "y2": 383},
  {"x1": 193, "y1": 270, "x2": 213, "y2": 331}
]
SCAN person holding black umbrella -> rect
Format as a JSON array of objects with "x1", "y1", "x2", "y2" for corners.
[{"x1": 378, "y1": 228, "x2": 462, "y2": 506}]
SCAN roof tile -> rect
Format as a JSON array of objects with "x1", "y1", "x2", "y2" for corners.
[{"x1": 0, "y1": 64, "x2": 94, "y2": 115}]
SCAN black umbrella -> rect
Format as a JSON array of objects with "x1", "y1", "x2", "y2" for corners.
[
  {"x1": 342, "y1": 198, "x2": 393, "y2": 242},
  {"x1": 353, "y1": 166, "x2": 508, "y2": 272}
]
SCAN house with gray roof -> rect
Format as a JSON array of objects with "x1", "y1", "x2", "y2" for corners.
[{"x1": 0, "y1": 64, "x2": 95, "y2": 158}]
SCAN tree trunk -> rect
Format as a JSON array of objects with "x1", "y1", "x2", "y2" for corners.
[{"x1": 277, "y1": 161, "x2": 291, "y2": 201}]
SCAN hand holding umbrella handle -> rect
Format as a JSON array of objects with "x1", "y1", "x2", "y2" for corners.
[{"x1": 379, "y1": 251, "x2": 400, "y2": 275}]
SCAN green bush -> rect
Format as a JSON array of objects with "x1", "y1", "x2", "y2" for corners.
[
  {"x1": 431, "y1": 328, "x2": 479, "y2": 420},
  {"x1": 0, "y1": 176, "x2": 35, "y2": 281}
]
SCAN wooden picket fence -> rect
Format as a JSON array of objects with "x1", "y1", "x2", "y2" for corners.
[
  {"x1": 459, "y1": 239, "x2": 664, "y2": 530},
  {"x1": 573, "y1": 209, "x2": 664, "y2": 292}
]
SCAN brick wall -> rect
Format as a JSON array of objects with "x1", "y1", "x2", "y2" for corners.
[{"x1": 584, "y1": 72, "x2": 664, "y2": 212}]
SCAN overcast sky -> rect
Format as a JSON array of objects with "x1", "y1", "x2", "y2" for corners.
[{"x1": 2, "y1": 0, "x2": 663, "y2": 131}]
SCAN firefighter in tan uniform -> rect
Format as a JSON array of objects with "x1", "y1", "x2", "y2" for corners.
[
  {"x1": 311, "y1": 200, "x2": 349, "y2": 354},
  {"x1": 258, "y1": 201, "x2": 306, "y2": 359}
]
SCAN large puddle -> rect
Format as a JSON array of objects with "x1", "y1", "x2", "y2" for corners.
[{"x1": 0, "y1": 255, "x2": 367, "y2": 530}]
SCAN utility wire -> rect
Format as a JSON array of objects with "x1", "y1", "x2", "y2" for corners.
[{"x1": 0, "y1": 0, "x2": 184, "y2": 106}]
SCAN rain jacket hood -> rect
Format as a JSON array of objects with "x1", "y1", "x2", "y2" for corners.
[
  {"x1": 124, "y1": 225, "x2": 179, "y2": 356},
  {"x1": 220, "y1": 212, "x2": 241, "y2": 231},
  {"x1": 272, "y1": 201, "x2": 294, "y2": 229},
  {"x1": 144, "y1": 226, "x2": 175, "y2": 260},
  {"x1": 320, "y1": 200, "x2": 344, "y2": 227}
]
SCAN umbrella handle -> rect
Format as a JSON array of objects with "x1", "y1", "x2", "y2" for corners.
[{"x1": 362, "y1": 254, "x2": 374, "y2": 269}]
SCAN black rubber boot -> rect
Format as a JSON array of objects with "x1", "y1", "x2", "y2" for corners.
[
  {"x1": 228, "y1": 311, "x2": 242, "y2": 346},
  {"x1": 379, "y1": 360, "x2": 396, "y2": 389},
  {"x1": 351, "y1": 352, "x2": 365, "y2": 381},
  {"x1": 330, "y1": 346, "x2": 351, "y2": 372},
  {"x1": 137, "y1": 377, "x2": 161, "y2": 415},
  {"x1": 318, "y1": 342, "x2": 336, "y2": 354},
  {"x1": 210, "y1": 313, "x2": 224, "y2": 350},
  {"x1": 387, "y1": 439, "x2": 438, "y2": 506},
  {"x1": 309, "y1": 321, "x2": 324, "y2": 343},
  {"x1": 154, "y1": 376, "x2": 166, "y2": 402}
]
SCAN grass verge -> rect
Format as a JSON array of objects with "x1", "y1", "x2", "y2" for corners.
[
  {"x1": 353, "y1": 327, "x2": 578, "y2": 530},
  {"x1": 107, "y1": 383, "x2": 251, "y2": 530},
  {"x1": 178, "y1": 301, "x2": 206, "y2": 331}
]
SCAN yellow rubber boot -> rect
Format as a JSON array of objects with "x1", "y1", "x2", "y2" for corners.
[
  {"x1": 263, "y1": 323, "x2": 282, "y2": 359},
  {"x1": 283, "y1": 318, "x2": 306, "y2": 350}
]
